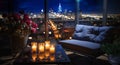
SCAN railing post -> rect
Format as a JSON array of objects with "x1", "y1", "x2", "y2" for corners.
[
  {"x1": 75, "y1": 0, "x2": 80, "y2": 24},
  {"x1": 103, "y1": 0, "x2": 107, "y2": 25},
  {"x1": 44, "y1": 0, "x2": 49, "y2": 40}
]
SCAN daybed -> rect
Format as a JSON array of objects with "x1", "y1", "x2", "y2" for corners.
[{"x1": 59, "y1": 24, "x2": 112, "y2": 57}]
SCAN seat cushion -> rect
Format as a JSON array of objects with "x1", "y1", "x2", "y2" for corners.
[
  {"x1": 59, "y1": 39, "x2": 103, "y2": 57},
  {"x1": 59, "y1": 39, "x2": 100, "y2": 49}
]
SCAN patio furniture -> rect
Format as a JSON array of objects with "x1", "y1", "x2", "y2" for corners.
[{"x1": 59, "y1": 24, "x2": 112, "y2": 57}]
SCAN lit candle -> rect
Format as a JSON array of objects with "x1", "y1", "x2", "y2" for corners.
[
  {"x1": 39, "y1": 43, "x2": 44, "y2": 53},
  {"x1": 50, "y1": 55, "x2": 55, "y2": 61},
  {"x1": 32, "y1": 53, "x2": 37, "y2": 62},
  {"x1": 45, "y1": 51, "x2": 50, "y2": 57},
  {"x1": 45, "y1": 41, "x2": 50, "y2": 50},
  {"x1": 39, "y1": 53, "x2": 44, "y2": 60},
  {"x1": 69, "y1": 37, "x2": 72, "y2": 39},
  {"x1": 31, "y1": 42, "x2": 37, "y2": 53},
  {"x1": 50, "y1": 45, "x2": 55, "y2": 54}
]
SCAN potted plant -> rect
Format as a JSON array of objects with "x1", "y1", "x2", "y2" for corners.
[
  {"x1": 101, "y1": 34, "x2": 120, "y2": 65},
  {"x1": 1, "y1": 12, "x2": 38, "y2": 54}
]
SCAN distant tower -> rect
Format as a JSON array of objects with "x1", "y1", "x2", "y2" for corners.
[{"x1": 58, "y1": 3, "x2": 62, "y2": 13}]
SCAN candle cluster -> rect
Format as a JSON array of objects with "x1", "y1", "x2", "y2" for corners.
[{"x1": 31, "y1": 40, "x2": 55, "y2": 62}]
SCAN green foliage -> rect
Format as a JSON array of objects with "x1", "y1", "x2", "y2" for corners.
[{"x1": 101, "y1": 35, "x2": 120, "y2": 56}]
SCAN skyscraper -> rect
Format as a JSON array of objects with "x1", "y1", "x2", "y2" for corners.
[{"x1": 58, "y1": 3, "x2": 62, "y2": 13}]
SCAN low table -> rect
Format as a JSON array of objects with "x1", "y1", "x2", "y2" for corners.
[{"x1": 13, "y1": 44, "x2": 70, "y2": 65}]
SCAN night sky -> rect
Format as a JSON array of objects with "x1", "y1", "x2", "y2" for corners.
[{"x1": 0, "y1": 0, "x2": 120, "y2": 14}]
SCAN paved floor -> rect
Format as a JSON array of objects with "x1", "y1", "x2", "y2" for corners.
[{"x1": 0, "y1": 50, "x2": 111, "y2": 65}]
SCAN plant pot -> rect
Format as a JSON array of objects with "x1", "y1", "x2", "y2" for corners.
[
  {"x1": 10, "y1": 34, "x2": 29, "y2": 54},
  {"x1": 108, "y1": 55, "x2": 120, "y2": 65}
]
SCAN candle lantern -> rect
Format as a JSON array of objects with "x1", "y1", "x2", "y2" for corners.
[
  {"x1": 50, "y1": 55, "x2": 55, "y2": 61},
  {"x1": 32, "y1": 53, "x2": 37, "y2": 62},
  {"x1": 31, "y1": 42, "x2": 37, "y2": 53},
  {"x1": 45, "y1": 51, "x2": 50, "y2": 57},
  {"x1": 45, "y1": 40, "x2": 50, "y2": 50},
  {"x1": 39, "y1": 53, "x2": 44, "y2": 60},
  {"x1": 38, "y1": 43, "x2": 45, "y2": 53},
  {"x1": 50, "y1": 44, "x2": 55, "y2": 54}
]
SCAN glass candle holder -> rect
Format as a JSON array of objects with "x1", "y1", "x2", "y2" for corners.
[
  {"x1": 32, "y1": 53, "x2": 37, "y2": 62},
  {"x1": 38, "y1": 43, "x2": 44, "y2": 53},
  {"x1": 50, "y1": 55, "x2": 55, "y2": 61},
  {"x1": 39, "y1": 53, "x2": 44, "y2": 60},
  {"x1": 31, "y1": 42, "x2": 37, "y2": 53},
  {"x1": 45, "y1": 40, "x2": 50, "y2": 50},
  {"x1": 50, "y1": 44, "x2": 55, "y2": 54},
  {"x1": 45, "y1": 51, "x2": 50, "y2": 57}
]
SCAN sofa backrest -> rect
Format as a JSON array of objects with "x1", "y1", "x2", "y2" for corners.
[{"x1": 72, "y1": 24, "x2": 112, "y2": 43}]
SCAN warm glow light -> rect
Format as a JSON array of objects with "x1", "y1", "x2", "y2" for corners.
[
  {"x1": 39, "y1": 43, "x2": 44, "y2": 53},
  {"x1": 39, "y1": 53, "x2": 44, "y2": 60},
  {"x1": 45, "y1": 41, "x2": 50, "y2": 50},
  {"x1": 53, "y1": 30, "x2": 59, "y2": 34},
  {"x1": 50, "y1": 45, "x2": 55, "y2": 54},
  {"x1": 32, "y1": 53, "x2": 37, "y2": 62},
  {"x1": 69, "y1": 37, "x2": 72, "y2": 39},
  {"x1": 45, "y1": 51, "x2": 50, "y2": 57},
  {"x1": 49, "y1": 20, "x2": 57, "y2": 31},
  {"x1": 43, "y1": 32, "x2": 45, "y2": 34},
  {"x1": 50, "y1": 55, "x2": 55, "y2": 61},
  {"x1": 31, "y1": 42, "x2": 37, "y2": 53},
  {"x1": 49, "y1": 31, "x2": 52, "y2": 34},
  {"x1": 55, "y1": 33, "x2": 61, "y2": 39},
  {"x1": 29, "y1": 37, "x2": 32, "y2": 39}
]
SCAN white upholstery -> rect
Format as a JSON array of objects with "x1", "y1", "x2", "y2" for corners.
[
  {"x1": 60, "y1": 39, "x2": 100, "y2": 49},
  {"x1": 59, "y1": 24, "x2": 112, "y2": 57},
  {"x1": 73, "y1": 24, "x2": 111, "y2": 42}
]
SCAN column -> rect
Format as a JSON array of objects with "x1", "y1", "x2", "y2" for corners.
[
  {"x1": 44, "y1": 0, "x2": 49, "y2": 40},
  {"x1": 103, "y1": 0, "x2": 107, "y2": 25}
]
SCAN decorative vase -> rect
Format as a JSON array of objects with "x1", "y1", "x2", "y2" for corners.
[
  {"x1": 10, "y1": 34, "x2": 29, "y2": 54},
  {"x1": 108, "y1": 55, "x2": 120, "y2": 65}
]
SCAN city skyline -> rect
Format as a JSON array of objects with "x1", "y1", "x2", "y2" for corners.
[{"x1": 0, "y1": 0, "x2": 120, "y2": 14}]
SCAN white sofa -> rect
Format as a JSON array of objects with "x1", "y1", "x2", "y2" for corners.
[{"x1": 59, "y1": 24, "x2": 112, "y2": 57}]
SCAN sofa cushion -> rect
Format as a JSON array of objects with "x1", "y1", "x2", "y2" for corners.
[
  {"x1": 92, "y1": 26, "x2": 111, "y2": 43},
  {"x1": 75, "y1": 24, "x2": 93, "y2": 33},
  {"x1": 75, "y1": 24, "x2": 84, "y2": 32},
  {"x1": 73, "y1": 25, "x2": 94, "y2": 41},
  {"x1": 59, "y1": 39, "x2": 100, "y2": 49},
  {"x1": 73, "y1": 24, "x2": 111, "y2": 43},
  {"x1": 73, "y1": 33, "x2": 96, "y2": 41},
  {"x1": 90, "y1": 27, "x2": 99, "y2": 35}
]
